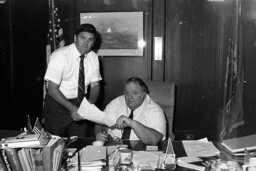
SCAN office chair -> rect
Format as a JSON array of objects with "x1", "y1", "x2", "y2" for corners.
[{"x1": 145, "y1": 81, "x2": 175, "y2": 140}]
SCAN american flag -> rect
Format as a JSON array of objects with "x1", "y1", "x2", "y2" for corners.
[
  {"x1": 43, "y1": 0, "x2": 65, "y2": 103},
  {"x1": 33, "y1": 117, "x2": 51, "y2": 139},
  {"x1": 33, "y1": 117, "x2": 43, "y2": 134},
  {"x1": 46, "y1": 0, "x2": 65, "y2": 65},
  {"x1": 220, "y1": 0, "x2": 244, "y2": 140}
]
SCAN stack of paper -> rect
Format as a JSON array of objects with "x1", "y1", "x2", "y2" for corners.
[{"x1": 1, "y1": 132, "x2": 50, "y2": 148}]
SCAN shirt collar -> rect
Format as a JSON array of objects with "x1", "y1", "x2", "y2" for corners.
[{"x1": 71, "y1": 43, "x2": 90, "y2": 59}]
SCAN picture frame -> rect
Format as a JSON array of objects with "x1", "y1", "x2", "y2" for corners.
[{"x1": 80, "y1": 12, "x2": 144, "y2": 56}]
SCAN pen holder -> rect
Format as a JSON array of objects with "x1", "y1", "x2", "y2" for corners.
[{"x1": 114, "y1": 149, "x2": 134, "y2": 171}]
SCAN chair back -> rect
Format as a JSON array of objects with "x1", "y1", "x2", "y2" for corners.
[{"x1": 145, "y1": 81, "x2": 175, "y2": 140}]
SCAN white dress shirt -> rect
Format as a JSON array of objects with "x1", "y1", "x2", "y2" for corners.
[
  {"x1": 44, "y1": 43, "x2": 102, "y2": 99},
  {"x1": 105, "y1": 94, "x2": 166, "y2": 140}
]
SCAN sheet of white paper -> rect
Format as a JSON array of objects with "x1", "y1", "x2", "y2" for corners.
[
  {"x1": 102, "y1": 115, "x2": 116, "y2": 128},
  {"x1": 182, "y1": 138, "x2": 220, "y2": 157},
  {"x1": 78, "y1": 97, "x2": 115, "y2": 127}
]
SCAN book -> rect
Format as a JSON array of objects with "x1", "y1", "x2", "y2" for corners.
[
  {"x1": 0, "y1": 149, "x2": 11, "y2": 171},
  {"x1": 29, "y1": 149, "x2": 36, "y2": 171},
  {"x1": 2, "y1": 133, "x2": 50, "y2": 148},
  {"x1": 0, "y1": 149, "x2": 8, "y2": 171},
  {"x1": 221, "y1": 134, "x2": 256, "y2": 153},
  {"x1": 22, "y1": 148, "x2": 33, "y2": 171},
  {"x1": 52, "y1": 143, "x2": 65, "y2": 171},
  {"x1": 30, "y1": 148, "x2": 43, "y2": 171},
  {"x1": 17, "y1": 149, "x2": 31, "y2": 171},
  {"x1": 42, "y1": 137, "x2": 64, "y2": 171},
  {"x1": 5, "y1": 148, "x2": 23, "y2": 171},
  {"x1": 34, "y1": 150, "x2": 44, "y2": 171}
]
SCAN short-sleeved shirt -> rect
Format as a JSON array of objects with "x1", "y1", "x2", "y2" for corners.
[
  {"x1": 44, "y1": 43, "x2": 102, "y2": 99},
  {"x1": 105, "y1": 94, "x2": 166, "y2": 140}
]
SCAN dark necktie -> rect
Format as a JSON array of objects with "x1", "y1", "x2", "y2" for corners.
[
  {"x1": 121, "y1": 110, "x2": 134, "y2": 139},
  {"x1": 77, "y1": 55, "x2": 85, "y2": 105}
]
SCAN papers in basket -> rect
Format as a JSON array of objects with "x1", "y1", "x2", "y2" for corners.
[{"x1": 77, "y1": 97, "x2": 116, "y2": 127}]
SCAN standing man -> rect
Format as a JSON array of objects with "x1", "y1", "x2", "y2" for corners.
[{"x1": 43, "y1": 23, "x2": 102, "y2": 137}]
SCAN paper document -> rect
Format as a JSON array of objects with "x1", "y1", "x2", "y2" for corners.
[
  {"x1": 78, "y1": 97, "x2": 116, "y2": 127},
  {"x1": 182, "y1": 138, "x2": 220, "y2": 157}
]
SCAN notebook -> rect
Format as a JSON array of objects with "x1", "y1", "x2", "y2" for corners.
[{"x1": 221, "y1": 134, "x2": 256, "y2": 153}]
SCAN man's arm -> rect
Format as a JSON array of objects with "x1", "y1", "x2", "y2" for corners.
[
  {"x1": 116, "y1": 116, "x2": 163, "y2": 145},
  {"x1": 88, "y1": 81, "x2": 100, "y2": 104},
  {"x1": 47, "y1": 81, "x2": 83, "y2": 121}
]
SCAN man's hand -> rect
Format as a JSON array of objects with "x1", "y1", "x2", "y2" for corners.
[
  {"x1": 116, "y1": 115, "x2": 133, "y2": 129},
  {"x1": 96, "y1": 132, "x2": 109, "y2": 141},
  {"x1": 71, "y1": 111, "x2": 84, "y2": 121}
]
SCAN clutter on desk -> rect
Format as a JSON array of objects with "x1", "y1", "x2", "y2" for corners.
[
  {"x1": 66, "y1": 145, "x2": 123, "y2": 170},
  {"x1": 0, "y1": 117, "x2": 65, "y2": 171},
  {"x1": 243, "y1": 155, "x2": 256, "y2": 171},
  {"x1": 132, "y1": 151, "x2": 164, "y2": 169},
  {"x1": 210, "y1": 160, "x2": 242, "y2": 171},
  {"x1": 178, "y1": 138, "x2": 241, "y2": 171}
]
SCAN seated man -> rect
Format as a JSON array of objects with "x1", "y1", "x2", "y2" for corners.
[{"x1": 95, "y1": 77, "x2": 166, "y2": 145}]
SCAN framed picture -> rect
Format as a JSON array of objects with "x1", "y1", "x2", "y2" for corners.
[{"x1": 80, "y1": 12, "x2": 144, "y2": 56}]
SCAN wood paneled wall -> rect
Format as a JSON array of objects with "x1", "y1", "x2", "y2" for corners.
[
  {"x1": 60, "y1": 0, "x2": 256, "y2": 140},
  {"x1": 71, "y1": 0, "x2": 227, "y2": 140}
]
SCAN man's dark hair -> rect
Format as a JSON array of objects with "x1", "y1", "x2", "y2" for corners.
[
  {"x1": 125, "y1": 77, "x2": 149, "y2": 94},
  {"x1": 75, "y1": 23, "x2": 97, "y2": 36},
  {"x1": 75, "y1": 23, "x2": 101, "y2": 51}
]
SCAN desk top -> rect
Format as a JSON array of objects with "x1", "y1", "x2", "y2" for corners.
[{"x1": 65, "y1": 138, "x2": 243, "y2": 171}]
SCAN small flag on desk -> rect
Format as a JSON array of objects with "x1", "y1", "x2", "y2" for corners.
[
  {"x1": 33, "y1": 118, "x2": 51, "y2": 139},
  {"x1": 33, "y1": 117, "x2": 43, "y2": 134}
]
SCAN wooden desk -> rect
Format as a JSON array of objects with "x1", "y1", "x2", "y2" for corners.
[{"x1": 65, "y1": 138, "x2": 241, "y2": 171}]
